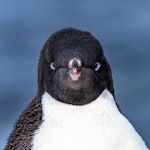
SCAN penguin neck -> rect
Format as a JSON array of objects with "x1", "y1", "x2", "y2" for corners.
[{"x1": 41, "y1": 89, "x2": 119, "y2": 118}]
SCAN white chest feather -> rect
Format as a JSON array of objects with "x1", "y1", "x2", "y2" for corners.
[{"x1": 32, "y1": 89, "x2": 148, "y2": 150}]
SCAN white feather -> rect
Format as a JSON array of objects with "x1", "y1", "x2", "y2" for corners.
[{"x1": 32, "y1": 89, "x2": 148, "y2": 150}]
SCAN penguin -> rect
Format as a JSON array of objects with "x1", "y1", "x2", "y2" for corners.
[{"x1": 5, "y1": 28, "x2": 149, "y2": 150}]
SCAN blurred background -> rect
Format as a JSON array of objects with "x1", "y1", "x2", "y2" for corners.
[{"x1": 0, "y1": 0, "x2": 150, "y2": 149}]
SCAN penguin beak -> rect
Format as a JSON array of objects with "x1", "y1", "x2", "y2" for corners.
[{"x1": 68, "y1": 58, "x2": 82, "y2": 81}]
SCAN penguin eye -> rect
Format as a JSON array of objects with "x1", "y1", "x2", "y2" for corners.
[
  {"x1": 94, "y1": 62, "x2": 101, "y2": 71},
  {"x1": 50, "y1": 62, "x2": 55, "y2": 70}
]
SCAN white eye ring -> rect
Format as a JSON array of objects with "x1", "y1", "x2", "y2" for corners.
[
  {"x1": 94, "y1": 62, "x2": 101, "y2": 71},
  {"x1": 50, "y1": 62, "x2": 55, "y2": 70}
]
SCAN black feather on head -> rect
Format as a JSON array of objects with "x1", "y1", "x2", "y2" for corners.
[{"x1": 37, "y1": 27, "x2": 115, "y2": 105}]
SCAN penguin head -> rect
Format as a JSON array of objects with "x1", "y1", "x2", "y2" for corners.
[{"x1": 37, "y1": 28, "x2": 114, "y2": 105}]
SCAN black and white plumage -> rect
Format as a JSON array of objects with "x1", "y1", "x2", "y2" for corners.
[{"x1": 5, "y1": 28, "x2": 148, "y2": 150}]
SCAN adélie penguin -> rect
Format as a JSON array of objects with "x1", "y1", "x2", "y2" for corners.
[{"x1": 5, "y1": 28, "x2": 149, "y2": 150}]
